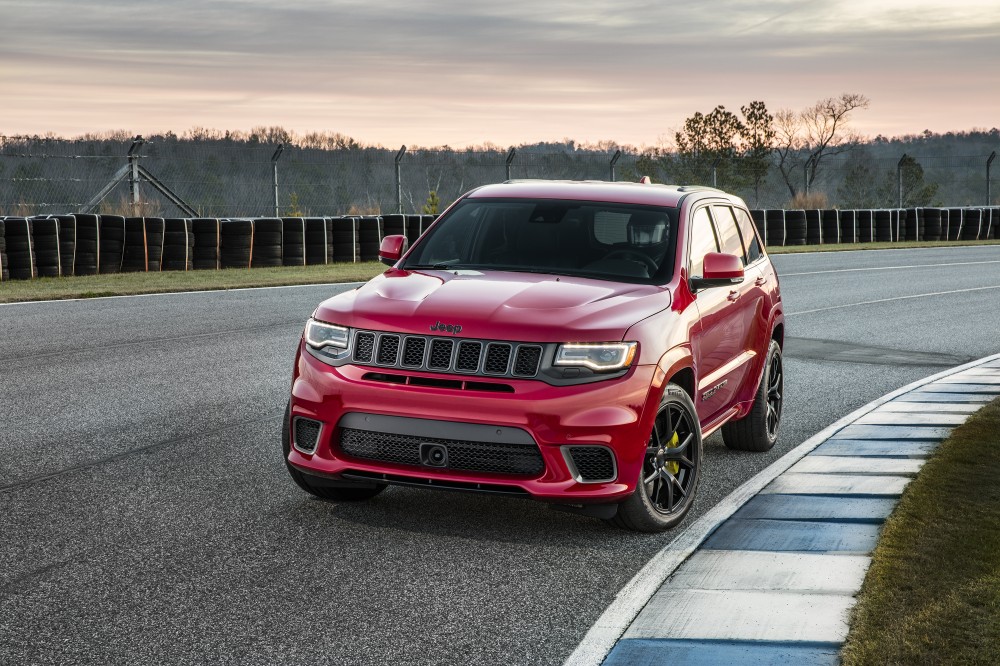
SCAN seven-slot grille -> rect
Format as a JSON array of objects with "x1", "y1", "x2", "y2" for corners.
[{"x1": 350, "y1": 330, "x2": 542, "y2": 378}]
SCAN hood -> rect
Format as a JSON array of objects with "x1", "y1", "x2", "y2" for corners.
[{"x1": 313, "y1": 269, "x2": 670, "y2": 343}]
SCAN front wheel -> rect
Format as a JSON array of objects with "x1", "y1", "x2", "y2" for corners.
[
  {"x1": 722, "y1": 339, "x2": 783, "y2": 452},
  {"x1": 609, "y1": 384, "x2": 703, "y2": 532}
]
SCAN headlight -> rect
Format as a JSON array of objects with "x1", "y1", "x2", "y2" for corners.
[
  {"x1": 554, "y1": 342, "x2": 637, "y2": 371},
  {"x1": 305, "y1": 319, "x2": 349, "y2": 349}
]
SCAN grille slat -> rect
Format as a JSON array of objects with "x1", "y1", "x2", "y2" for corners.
[
  {"x1": 351, "y1": 330, "x2": 543, "y2": 379},
  {"x1": 340, "y1": 428, "x2": 544, "y2": 476}
]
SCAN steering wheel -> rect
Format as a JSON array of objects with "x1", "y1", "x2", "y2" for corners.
[{"x1": 603, "y1": 249, "x2": 659, "y2": 274}]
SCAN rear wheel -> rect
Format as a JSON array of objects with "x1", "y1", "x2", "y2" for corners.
[
  {"x1": 609, "y1": 384, "x2": 703, "y2": 532},
  {"x1": 722, "y1": 339, "x2": 783, "y2": 452},
  {"x1": 282, "y1": 402, "x2": 387, "y2": 501}
]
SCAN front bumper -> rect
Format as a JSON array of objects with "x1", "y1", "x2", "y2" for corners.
[{"x1": 288, "y1": 341, "x2": 661, "y2": 503}]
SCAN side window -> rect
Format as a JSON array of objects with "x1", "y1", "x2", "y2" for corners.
[
  {"x1": 688, "y1": 207, "x2": 719, "y2": 278},
  {"x1": 710, "y1": 206, "x2": 748, "y2": 265},
  {"x1": 733, "y1": 208, "x2": 764, "y2": 264}
]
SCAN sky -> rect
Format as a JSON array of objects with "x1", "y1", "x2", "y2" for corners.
[{"x1": 1, "y1": 0, "x2": 998, "y2": 148}]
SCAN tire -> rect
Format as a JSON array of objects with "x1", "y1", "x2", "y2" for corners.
[
  {"x1": 722, "y1": 339, "x2": 783, "y2": 452},
  {"x1": 608, "y1": 384, "x2": 703, "y2": 532},
  {"x1": 281, "y1": 402, "x2": 387, "y2": 501}
]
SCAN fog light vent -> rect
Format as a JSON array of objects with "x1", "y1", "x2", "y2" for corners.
[
  {"x1": 293, "y1": 417, "x2": 323, "y2": 454},
  {"x1": 565, "y1": 446, "x2": 616, "y2": 483}
]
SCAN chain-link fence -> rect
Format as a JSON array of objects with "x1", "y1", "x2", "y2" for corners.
[{"x1": 1, "y1": 136, "x2": 996, "y2": 217}]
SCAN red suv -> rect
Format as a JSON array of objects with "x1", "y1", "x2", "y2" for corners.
[{"x1": 283, "y1": 181, "x2": 783, "y2": 531}]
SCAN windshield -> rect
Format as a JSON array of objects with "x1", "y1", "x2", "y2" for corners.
[{"x1": 403, "y1": 198, "x2": 678, "y2": 284}]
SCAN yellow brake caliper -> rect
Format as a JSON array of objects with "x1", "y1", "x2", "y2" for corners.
[{"x1": 666, "y1": 431, "x2": 680, "y2": 475}]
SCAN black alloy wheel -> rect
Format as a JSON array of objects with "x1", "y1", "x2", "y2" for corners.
[{"x1": 765, "y1": 347, "x2": 783, "y2": 441}]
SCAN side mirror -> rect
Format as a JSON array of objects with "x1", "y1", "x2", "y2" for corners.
[
  {"x1": 378, "y1": 235, "x2": 408, "y2": 266},
  {"x1": 690, "y1": 252, "x2": 744, "y2": 291}
]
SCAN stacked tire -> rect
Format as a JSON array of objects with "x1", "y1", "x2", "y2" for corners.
[
  {"x1": 305, "y1": 217, "x2": 333, "y2": 265},
  {"x1": 331, "y1": 217, "x2": 359, "y2": 262},
  {"x1": 5, "y1": 218, "x2": 36, "y2": 279},
  {"x1": 220, "y1": 219, "x2": 253, "y2": 269},
  {"x1": 56, "y1": 215, "x2": 76, "y2": 276},
  {"x1": 161, "y1": 218, "x2": 194, "y2": 271},
  {"x1": 821, "y1": 209, "x2": 840, "y2": 244},
  {"x1": 98, "y1": 215, "x2": 126, "y2": 274},
  {"x1": 358, "y1": 216, "x2": 383, "y2": 261},
  {"x1": 922, "y1": 208, "x2": 943, "y2": 241},
  {"x1": 874, "y1": 210, "x2": 893, "y2": 242},
  {"x1": 839, "y1": 210, "x2": 857, "y2": 243},
  {"x1": 122, "y1": 217, "x2": 165, "y2": 272},
  {"x1": 784, "y1": 210, "x2": 807, "y2": 245},
  {"x1": 960, "y1": 209, "x2": 983, "y2": 240},
  {"x1": 947, "y1": 209, "x2": 964, "y2": 240},
  {"x1": 764, "y1": 210, "x2": 785, "y2": 247},
  {"x1": 281, "y1": 218, "x2": 306, "y2": 267},
  {"x1": 252, "y1": 218, "x2": 283, "y2": 267},
  {"x1": 0, "y1": 219, "x2": 8, "y2": 281},
  {"x1": 30, "y1": 217, "x2": 61, "y2": 277},
  {"x1": 191, "y1": 218, "x2": 220, "y2": 270},
  {"x1": 74, "y1": 214, "x2": 100, "y2": 275},
  {"x1": 804, "y1": 210, "x2": 822, "y2": 245}
]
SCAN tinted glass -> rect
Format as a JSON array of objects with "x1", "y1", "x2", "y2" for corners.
[
  {"x1": 688, "y1": 207, "x2": 719, "y2": 278},
  {"x1": 711, "y1": 205, "x2": 748, "y2": 265},
  {"x1": 403, "y1": 198, "x2": 678, "y2": 284},
  {"x1": 733, "y1": 208, "x2": 763, "y2": 263}
]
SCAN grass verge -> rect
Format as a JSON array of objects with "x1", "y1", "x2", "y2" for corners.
[
  {"x1": 767, "y1": 239, "x2": 1000, "y2": 254},
  {"x1": 841, "y1": 397, "x2": 1000, "y2": 664},
  {"x1": 0, "y1": 263, "x2": 386, "y2": 304}
]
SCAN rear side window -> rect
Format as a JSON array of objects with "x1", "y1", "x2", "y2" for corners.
[
  {"x1": 688, "y1": 207, "x2": 719, "y2": 278},
  {"x1": 711, "y1": 205, "x2": 748, "y2": 266},
  {"x1": 733, "y1": 208, "x2": 764, "y2": 264}
]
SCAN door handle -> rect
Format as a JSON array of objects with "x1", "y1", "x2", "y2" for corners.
[
  {"x1": 727, "y1": 290, "x2": 740, "y2": 302},
  {"x1": 755, "y1": 276, "x2": 767, "y2": 286}
]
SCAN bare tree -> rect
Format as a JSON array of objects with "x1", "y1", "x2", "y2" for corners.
[{"x1": 775, "y1": 92, "x2": 870, "y2": 198}]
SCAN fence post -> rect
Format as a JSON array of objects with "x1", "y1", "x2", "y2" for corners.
[
  {"x1": 988, "y1": 151, "x2": 996, "y2": 205},
  {"x1": 127, "y1": 136, "x2": 145, "y2": 208},
  {"x1": 803, "y1": 155, "x2": 816, "y2": 197},
  {"x1": 506, "y1": 148, "x2": 516, "y2": 181},
  {"x1": 711, "y1": 157, "x2": 721, "y2": 188},
  {"x1": 395, "y1": 145, "x2": 407, "y2": 214},
  {"x1": 271, "y1": 143, "x2": 284, "y2": 217},
  {"x1": 897, "y1": 153, "x2": 908, "y2": 208},
  {"x1": 609, "y1": 150, "x2": 621, "y2": 182}
]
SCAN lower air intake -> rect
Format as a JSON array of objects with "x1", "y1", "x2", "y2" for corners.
[
  {"x1": 293, "y1": 417, "x2": 322, "y2": 454},
  {"x1": 566, "y1": 446, "x2": 616, "y2": 483}
]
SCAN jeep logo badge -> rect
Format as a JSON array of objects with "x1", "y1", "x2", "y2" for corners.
[{"x1": 430, "y1": 321, "x2": 462, "y2": 334}]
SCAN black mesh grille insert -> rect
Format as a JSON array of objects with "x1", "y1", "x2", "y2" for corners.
[
  {"x1": 568, "y1": 446, "x2": 616, "y2": 482},
  {"x1": 484, "y1": 343, "x2": 512, "y2": 374},
  {"x1": 513, "y1": 346, "x2": 542, "y2": 377},
  {"x1": 339, "y1": 428, "x2": 544, "y2": 476},
  {"x1": 354, "y1": 332, "x2": 375, "y2": 363},
  {"x1": 429, "y1": 339, "x2": 453, "y2": 369},
  {"x1": 377, "y1": 335, "x2": 400, "y2": 365},
  {"x1": 293, "y1": 418, "x2": 322, "y2": 453},
  {"x1": 455, "y1": 341, "x2": 482, "y2": 372},
  {"x1": 402, "y1": 337, "x2": 426, "y2": 367}
]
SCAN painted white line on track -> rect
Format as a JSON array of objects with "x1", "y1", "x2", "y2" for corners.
[
  {"x1": 770, "y1": 244, "x2": 1000, "y2": 258},
  {"x1": 563, "y1": 351, "x2": 1000, "y2": 666},
  {"x1": 782, "y1": 259, "x2": 1000, "y2": 277},
  {"x1": 0, "y1": 281, "x2": 366, "y2": 306},
  {"x1": 787, "y1": 284, "x2": 1000, "y2": 316}
]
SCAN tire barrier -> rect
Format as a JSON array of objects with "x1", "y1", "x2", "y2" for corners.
[
  {"x1": 281, "y1": 217, "x2": 306, "y2": 267},
  {"x1": 97, "y1": 215, "x2": 125, "y2": 274},
  {"x1": 783, "y1": 210, "x2": 807, "y2": 246},
  {"x1": 55, "y1": 215, "x2": 77, "y2": 276},
  {"x1": 4, "y1": 217, "x2": 36, "y2": 279},
  {"x1": 922, "y1": 208, "x2": 943, "y2": 242},
  {"x1": 837, "y1": 209, "x2": 857, "y2": 244},
  {"x1": 73, "y1": 214, "x2": 100, "y2": 276},
  {"x1": 358, "y1": 215, "x2": 383, "y2": 261},
  {"x1": 764, "y1": 209, "x2": 785, "y2": 247},
  {"x1": 220, "y1": 218, "x2": 253, "y2": 269},
  {"x1": 903, "y1": 209, "x2": 920, "y2": 241},
  {"x1": 331, "y1": 216, "x2": 360, "y2": 263},
  {"x1": 804, "y1": 210, "x2": 822, "y2": 245},
  {"x1": 30, "y1": 217, "x2": 61, "y2": 277},
  {"x1": 961, "y1": 209, "x2": 983, "y2": 240},
  {"x1": 251, "y1": 218, "x2": 283, "y2": 268},
  {"x1": 821, "y1": 209, "x2": 840, "y2": 244},
  {"x1": 874, "y1": 210, "x2": 893, "y2": 242},
  {"x1": 749, "y1": 210, "x2": 765, "y2": 239},
  {"x1": 161, "y1": 218, "x2": 194, "y2": 271},
  {"x1": 947, "y1": 209, "x2": 964, "y2": 240},
  {"x1": 191, "y1": 218, "x2": 220, "y2": 270},
  {"x1": 122, "y1": 217, "x2": 165, "y2": 272},
  {"x1": 304, "y1": 217, "x2": 333, "y2": 265},
  {"x1": 0, "y1": 219, "x2": 8, "y2": 281}
]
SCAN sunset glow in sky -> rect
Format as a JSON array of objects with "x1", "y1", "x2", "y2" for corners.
[{"x1": 2, "y1": 0, "x2": 998, "y2": 147}]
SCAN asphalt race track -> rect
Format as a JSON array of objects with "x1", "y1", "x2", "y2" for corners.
[{"x1": 2, "y1": 245, "x2": 1000, "y2": 665}]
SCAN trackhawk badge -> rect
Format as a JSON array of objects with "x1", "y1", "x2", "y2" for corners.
[
  {"x1": 702, "y1": 380, "x2": 728, "y2": 401},
  {"x1": 430, "y1": 321, "x2": 463, "y2": 334}
]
